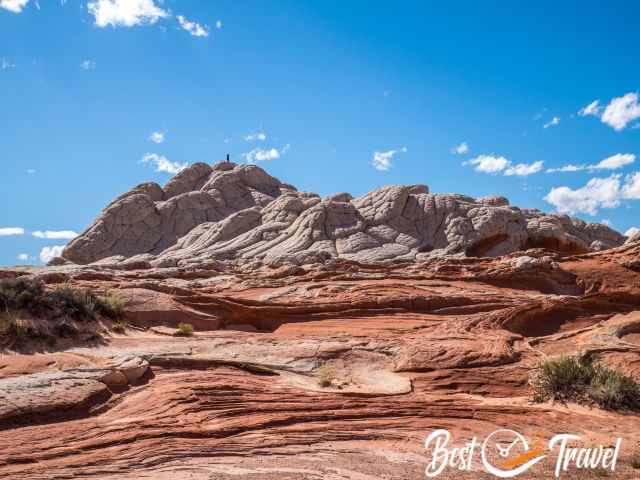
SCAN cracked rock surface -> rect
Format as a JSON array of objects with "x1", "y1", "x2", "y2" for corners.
[{"x1": 60, "y1": 161, "x2": 627, "y2": 268}]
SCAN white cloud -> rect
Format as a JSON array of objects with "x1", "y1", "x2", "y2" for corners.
[
  {"x1": 546, "y1": 164, "x2": 585, "y2": 173},
  {"x1": 141, "y1": 153, "x2": 188, "y2": 174},
  {"x1": 622, "y1": 172, "x2": 640, "y2": 199},
  {"x1": 625, "y1": 227, "x2": 640, "y2": 238},
  {"x1": 17, "y1": 253, "x2": 30, "y2": 261},
  {"x1": 451, "y1": 142, "x2": 469, "y2": 155},
  {"x1": 244, "y1": 144, "x2": 290, "y2": 163},
  {"x1": 27, "y1": 168, "x2": 36, "y2": 174},
  {"x1": 601, "y1": 92, "x2": 640, "y2": 131},
  {"x1": 87, "y1": 0, "x2": 169, "y2": 28},
  {"x1": 591, "y1": 153, "x2": 635, "y2": 170},
  {"x1": 0, "y1": 0, "x2": 29, "y2": 13},
  {"x1": 600, "y1": 219, "x2": 612, "y2": 227},
  {"x1": 32, "y1": 230, "x2": 78, "y2": 240},
  {"x1": 1, "y1": 58, "x2": 16, "y2": 70},
  {"x1": 543, "y1": 116, "x2": 561, "y2": 129},
  {"x1": 245, "y1": 132, "x2": 267, "y2": 142},
  {"x1": 545, "y1": 153, "x2": 635, "y2": 174},
  {"x1": 464, "y1": 154, "x2": 510, "y2": 174},
  {"x1": 504, "y1": 160, "x2": 544, "y2": 177},
  {"x1": 372, "y1": 147, "x2": 407, "y2": 171},
  {"x1": 149, "y1": 131, "x2": 165, "y2": 143},
  {"x1": 544, "y1": 174, "x2": 623, "y2": 215},
  {"x1": 40, "y1": 245, "x2": 65, "y2": 263},
  {"x1": 216, "y1": 20, "x2": 222, "y2": 29},
  {"x1": 177, "y1": 15, "x2": 209, "y2": 37},
  {"x1": 80, "y1": 60, "x2": 96, "y2": 70},
  {"x1": 578, "y1": 100, "x2": 601, "y2": 117},
  {"x1": 0, "y1": 227, "x2": 25, "y2": 236}
]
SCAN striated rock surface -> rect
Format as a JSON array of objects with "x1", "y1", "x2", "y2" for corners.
[
  {"x1": 1, "y1": 241, "x2": 640, "y2": 478},
  {"x1": 61, "y1": 161, "x2": 625, "y2": 267},
  {"x1": 2, "y1": 164, "x2": 640, "y2": 479}
]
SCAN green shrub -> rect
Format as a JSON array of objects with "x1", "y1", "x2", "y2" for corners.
[
  {"x1": 176, "y1": 322, "x2": 194, "y2": 337},
  {"x1": 316, "y1": 364, "x2": 337, "y2": 388},
  {"x1": 530, "y1": 354, "x2": 640, "y2": 411},
  {"x1": 0, "y1": 311, "x2": 28, "y2": 338},
  {"x1": 0, "y1": 277, "x2": 45, "y2": 312},
  {"x1": 0, "y1": 277, "x2": 122, "y2": 321},
  {"x1": 48, "y1": 284, "x2": 98, "y2": 319},
  {"x1": 0, "y1": 310, "x2": 48, "y2": 342},
  {"x1": 97, "y1": 291, "x2": 126, "y2": 319}
]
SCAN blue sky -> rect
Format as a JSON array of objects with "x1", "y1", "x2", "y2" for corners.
[{"x1": 1, "y1": 0, "x2": 639, "y2": 265}]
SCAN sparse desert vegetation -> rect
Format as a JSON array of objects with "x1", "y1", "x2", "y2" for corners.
[
  {"x1": 316, "y1": 364, "x2": 337, "y2": 387},
  {"x1": 175, "y1": 322, "x2": 194, "y2": 337},
  {"x1": 0, "y1": 277, "x2": 125, "y2": 343},
  {"x1": 530, "y1": 354, "x2": 640, "y2": 411}
]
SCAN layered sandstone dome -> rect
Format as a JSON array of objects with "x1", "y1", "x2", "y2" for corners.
[{"x1": 60, "y1": 160, "x2": 626, "y2": 267}]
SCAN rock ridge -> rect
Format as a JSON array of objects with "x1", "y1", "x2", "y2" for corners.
[{"x1": 60, "y1": 160, "x2": 627, "y2": 267}]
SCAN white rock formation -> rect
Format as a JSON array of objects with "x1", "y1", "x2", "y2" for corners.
[{"x1": 61, "y1": 161, "x2": 626, "y2": 267}]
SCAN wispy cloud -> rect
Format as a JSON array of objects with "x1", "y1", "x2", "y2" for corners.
[
  {"x1": 245, "y1": 132, "x2": 267, "y2": 142},
  {"x1": 463, "y1": 154, "x2": 510, "y2": 174},
  {"x1": 215, "y1": 20, "x2": 222, "y2": 29},
  {"x1": 87, "y1": 0, "x2": 169, "y2": 28},
  {"x1": 578, "y1": 99, "x2": 602, "y2": 117},
  {"x1": 141, "y1": 153, "x2": 188, "y2": 174},
  {"x1": 17, "y1": 253, "x2": 32, "y2": 262},
  {"x1": 592, "y1": 153, "x2": 635, "y2": 170},
  {"x1": 149, "y1": 131, "x2": 165, "y2": 144},
  {"x1": 0, "y1": 0, "x2": 29, "y2": 13},
  {"x1": 1, "y1": 58, "x2": 16, "y2": 70},
  {"x1": 544, "y1": 172, "x2": 640, "y2": 215},
  {"x1": 32, "y1": 230, "x2": 78, "y2": 240},
  {"x1": 80, "y1": 60, "x2": 96, "y2": 70},
  {"x1": 40, "y1": 245, "x2": 65, "y2": 263},
  {"x1": 504, "y1": 160, "x2": 544, "y2": 176},
  {"x1": 244, "y1": 144, "x2": 290, "y2": 163},
  {"x1": 177, "y1": 15, "x2": 209, "y2": 37},
  {"x1": 543, "y1": 116, "x2": 561, "y2": 129},
  {"x1": 546, "y1": 164, "x2": 585, "y2": 173},
  {"x1": 546, "y1": 153, "x2": 635, "y2": 173},
  {"x1": 450, "y1": 142, "x2": 469, "y2": 155},
  {"x1": 464, "y1": 155, "x2": 543, "y2": 177},
  {"x1": 371, "y1": 147, "x2": 407, "y2": 172},
  {"x1": 0, "y1": 227, "x2": 25, "y2": 236}
]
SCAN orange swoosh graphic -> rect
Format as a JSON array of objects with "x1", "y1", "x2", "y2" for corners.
[{"x1": 499, "y1": 442, "x2": 546, "y2": 470}]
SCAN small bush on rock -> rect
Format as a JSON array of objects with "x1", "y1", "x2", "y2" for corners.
[
  {"x1": 316, "y1": 364, "x2": 337, "y2": 388},
  {"x1": 176, "y1": 322, "x2": 194, "y2": 337},
  {"x1": 0, "y1": 277, "x2": 45, "y2": 312},
  {"x1": 0, "y1": 277, "x2": 124, "y2": 321},
  {"x1": 530, "y1": 353, "x2": 640, "y2": 411},
  {"x1": 97, "y1": 291, "x2": 126, "y2": 319}
]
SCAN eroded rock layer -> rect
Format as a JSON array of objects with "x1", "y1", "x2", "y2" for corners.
[
  {"x1": 61, "y1": 161, "x2": 626, "y2": 267},
  {"x1": 2, "y1": 241, "x2": 640, "y2": 478}
]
